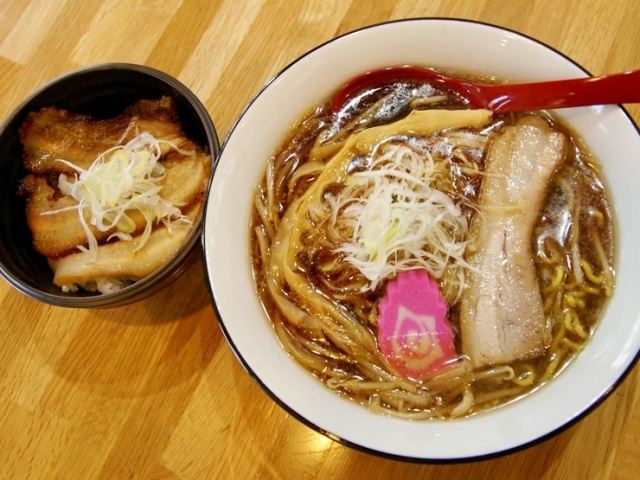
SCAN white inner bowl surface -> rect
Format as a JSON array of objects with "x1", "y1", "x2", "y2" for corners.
[{"x1": 203, "y1": 18, "x2": 640, "y2": 461}]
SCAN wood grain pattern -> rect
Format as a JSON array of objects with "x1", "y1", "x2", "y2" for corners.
[{"x1": 1, "y1": 1, "x2": 639, "y2": 478}]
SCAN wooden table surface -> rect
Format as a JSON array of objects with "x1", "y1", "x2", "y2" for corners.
[{"x1": 1, "y1": 1, "x2": 640, "y2": 479}]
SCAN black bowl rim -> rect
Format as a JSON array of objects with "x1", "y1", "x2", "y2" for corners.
[
  {"x1": 201, "y1": 17, "x2": 640, "y2": 463},
  {"x1": 0, "y1": 62, "x2": 220, "y2": 308}
]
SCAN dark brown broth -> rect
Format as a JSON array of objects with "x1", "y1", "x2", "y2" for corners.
[{"x1": 250, "y1": 71, "x2": 615, "y2": 417}]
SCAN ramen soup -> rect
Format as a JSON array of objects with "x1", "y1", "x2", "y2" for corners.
[{"x1": 250, "y1": 68, "x2": 615, "y2": 419}]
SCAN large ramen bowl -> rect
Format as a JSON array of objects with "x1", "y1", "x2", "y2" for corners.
[
  {"x1": 0, "y1": 63, "x2": 219, "y2": 308},
  {"x1": 203, "y1": 19, "x2": 640, "y2": 461}
]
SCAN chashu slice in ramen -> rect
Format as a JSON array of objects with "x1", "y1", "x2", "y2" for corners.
[{"x1": 459, "y1": 115, "x2": 566, "y2": 368}]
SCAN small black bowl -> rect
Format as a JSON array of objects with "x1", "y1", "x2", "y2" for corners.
[{"x1": 0, "y1": 63, "x2": 219, "y2": 308}]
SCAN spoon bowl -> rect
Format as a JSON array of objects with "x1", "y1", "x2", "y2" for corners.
[{"x1": 331, "y1": 65, "x2": 640, "y2": 114}]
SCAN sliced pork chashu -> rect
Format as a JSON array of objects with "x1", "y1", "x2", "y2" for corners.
[
  {"x1": 18, "y1": 96, "x2": 211, "y2": 259},
  {"x1": 459, "y1": 115, "x2": 566, "y2": 368},
  {"x1": 19, "y1": 149, "x2": 210, "y2": 258},
  {"x1": 19, "y1": 96, "x2": 192, "y2": 175},
  {"x1": 49, "y1": 203, "x2": 201, "y2": 288}
]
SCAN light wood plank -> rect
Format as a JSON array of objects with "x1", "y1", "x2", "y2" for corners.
[{"x1": 1, "y1": 1, "x2": 639, "y2": 478}]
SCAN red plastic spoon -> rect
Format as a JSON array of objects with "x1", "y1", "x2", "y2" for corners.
[{"x1": 331, "y1": 65, "x2": 640, "y2": 115}]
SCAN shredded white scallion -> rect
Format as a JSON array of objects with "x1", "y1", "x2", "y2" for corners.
[
  {"x1": 42, "y1": 131, "x2": 194, "y2": 262},
  {"x1": 331, "y1": 143, "x2": 470, "y2": 293}
]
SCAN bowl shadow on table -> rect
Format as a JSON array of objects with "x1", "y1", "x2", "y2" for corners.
[
  {"x1": 319, "y1": 433, "x2": 574, "y2": 479},
  {"x1": 223, "y1": 357, "x2": 635, "y2": 479},
  {"x1": 226, "y1": 358, "x2": 596, "y2": 480},
  {"x1": 40, "y1": 257, "x2": 224, "y2": 401},
  {"x1": 100, "y1": 252, "x2": 212, "y2": 326},
  {"x1": 0, "y1": 290, "x2": 223, "y2": 413}
]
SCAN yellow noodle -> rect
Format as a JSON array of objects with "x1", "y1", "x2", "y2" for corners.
[
  {"x1": 380, "y1": 389, "x2": 435, "y2": 407},
  {"x1": 563, "y1": 274, "x2": 577, "y2": 286},
  {"x1": 265, "y1": 155, "x2": 276, "y2": 215},
  {"x1": 451, "y1": 387, "x2": 474, "y2": 417},
  {"x1": 591, "y1": 208, "x2": 604, "y2": 226},
  {"x1": 473, "y1": 386, "x2": 526, "y2": 405},
  {"x1": 458, "y1": 166, "x2": 482, "y2": 176},
  {"x1": 287, "y1": 161, "x2": 325, "y2": 193},
  {"x1": 573, "y1": 315, "x2": 589, "y2": 340},
  {"x1": 474, "y1": 365, "x2": 515, "y2": 382},
  {"x1": 542, "y1": 347, "x2": 568, "y2": 382},
  {"x1": 274, "y1": 321, "x2": 333, "y2": 372},
  {"x1": 308, "y1": 141, "x2": 345, "y2": 164},
  {"x1": 581, "y1": 258, "x2": 604, "y2": 284},
  {"x1": 562, "y1": 309, "x2": 578, "y2": 335},
  {"x1": 580, "y1": 284, "x2": 601, "y2": 295},
  {"x1": 511, "y1": 364, "x2": 536, "y2": 386},
  {"x1": 549, "y1": 321, "x2": 567, "y2": 352},
  {"x1": 327, "y1": 379, "x2": 406, "y2": 391},
  {"x1": 422, "y1": 361, "x2": 473, "y2": 389},
  {"x1": 563, "y1": 294, "x2": 578, "y2": 308},
  {"x1": 538, "y1": 247, "x2": 557, "y2": 265},
  {"x1": 562, "y1": 337, "x2": 582, "y2": 350},
  {"x1": 254, "y1": 226, "x2": 269, "y2": 268},
  {"x1": 253, "y1": 189, "x2": 276, "y2": 240},
  {"x1": 373, "y1": 406, "x2": 440, "y2": 421},
  {"x1": 542, "y1": 265, "x2": 565, "y2": 292}
]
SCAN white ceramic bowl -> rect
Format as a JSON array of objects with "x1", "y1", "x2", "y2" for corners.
[{"x1": 203, "y1": 18, "x2": 640, "y2": 461}]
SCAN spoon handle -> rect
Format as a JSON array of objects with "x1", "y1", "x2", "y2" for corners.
[{"x1": 488, "y1": 70, "x2": 640, "y2": 113}]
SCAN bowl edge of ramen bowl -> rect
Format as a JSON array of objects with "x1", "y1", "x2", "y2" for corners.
[{"x1": 202, "y1": 18, "x2": 640, "y2": 461}]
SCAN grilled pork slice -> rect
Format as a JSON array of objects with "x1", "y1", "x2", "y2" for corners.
[
  {"x1": 459, "y1": 116, "x2": 566, "y2": 368},
  {"x1": 19, "y1": 150, "x2": 210, "y2": 259},
  {"x1": 19, "y1": 96, "x2": 192, "y2": 175},
  {"x1": 49, "y1": 203, "x2": 201, "y2": 289}
]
